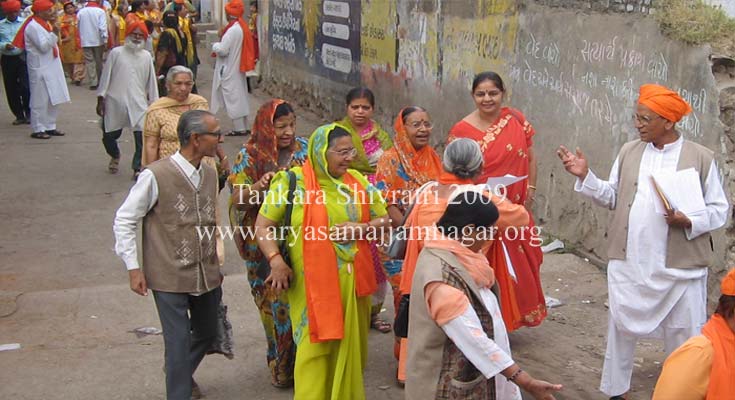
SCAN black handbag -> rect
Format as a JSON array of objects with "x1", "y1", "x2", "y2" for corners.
[
  {"x1": 394, "y1": 294, "x2": 410, "y2": 338},
  {"x1": 254, "y1": 170, "x2": 297, "y2": 280}
]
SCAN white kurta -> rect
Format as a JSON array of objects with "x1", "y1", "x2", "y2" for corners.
[
  {"x1": 575, "y1": 137, "x2": 728, "y2": 336},
  {"x1": 210, "y1": 23, "x2": 250, "y2": 120},
  {"x1": 97, "y1": 45, "x2": 159, "y2": 132},
  {"x1": 25, "y1": 18, "x2": 70, "y2": 132},
  {"x1": 442, "y1": 288, "x2": 522, "y2": 400}
]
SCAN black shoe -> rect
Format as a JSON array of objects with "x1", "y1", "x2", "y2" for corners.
[
  {"x1": 23, "y1": 118, "x2": 31, "y2": 124},
  {"x1": 12, "y1": 118, "x2": 25, "y2": 125},
  {"x1": 45, "y1": 130, "x2": 65, "y2": 136},
  {"x1": 89, "y1": 85, "x2": 98, "y2": 90}
]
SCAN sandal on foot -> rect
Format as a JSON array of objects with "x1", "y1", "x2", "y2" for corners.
[
  {"x1": 30, "y1": 132, "x2": 51, "y2": 139},
  {"x1": 46, "y1": 130, "x2": 65, "y2": 136},
  {"x1": 371, "y1": 315, "x2": 392, "y2": 333},
  {"x1": 108, "y1": 158, "x2": 120, "y2": 174}
]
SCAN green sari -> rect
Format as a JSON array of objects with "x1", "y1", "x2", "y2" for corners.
[{"x1": 259, "y1": 123, "x2": 388, "y2": 400}]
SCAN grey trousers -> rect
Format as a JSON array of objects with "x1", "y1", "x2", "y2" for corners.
[
  {"x1": 83, "y1": 45, "x2": 105, "y2": 86},
  {"x1": 153, "y1": 286, "x2": 222, "y2": 400}
]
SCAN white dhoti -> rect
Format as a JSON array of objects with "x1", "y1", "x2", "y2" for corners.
[{"x1": 30, "y1": 79, "x2": 59, "y2": 132}]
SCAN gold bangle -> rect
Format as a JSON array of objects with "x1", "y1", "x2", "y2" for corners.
[
  {"x1": 527, "y1": 185, "x2": 536, "y2": 190},
  {"x1": 266, "y1": 251, "x2": 281, "y2": 264}
]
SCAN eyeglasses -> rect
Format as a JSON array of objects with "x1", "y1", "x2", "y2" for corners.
[
  {"x1": 408, "y1": 120, "x2": 433, "y2": 129},
  {"x1": 328, "y1": 148, "x2": 357, "y2": 158},
  {"x1": 632, "y1": 113, "x2": 662, "y2": 126},
  {"x1": 198, "y1": 130, "x2": 223, "y2": 138}
]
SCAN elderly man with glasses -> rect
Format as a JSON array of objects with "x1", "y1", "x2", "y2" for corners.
[
  {"x1": 557, "y1": 84, "x2": 729, "y2": 400},
  {"x1": 97, "y1": 21, "x2": 158, "y2": 179},
  {"x1": 113, "y1": 109, "x2": 224, "y2": 400}
]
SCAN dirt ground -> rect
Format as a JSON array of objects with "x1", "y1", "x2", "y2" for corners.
[{"x1": 0, "y1": 46, "x2": 668, "y2": 400}]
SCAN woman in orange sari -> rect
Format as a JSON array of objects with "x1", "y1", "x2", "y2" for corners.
[
  {"x1": 59, "y1": 2, "x2": 85, "y2": 85},
  {"x1": 447, "y1": 71, "x2": 546, "y2": 332}
]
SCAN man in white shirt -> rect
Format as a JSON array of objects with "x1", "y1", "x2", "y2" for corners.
[
  {"x1": 557, "y1": 84, "x2": 729, "y2": 400},
  {"x1": 96, "y1": 21, "x2": 158, "y2": 178},
  {"x1": 12, "y1": 0, "x2": 70, "y2": 139},
  {"x1": 113, "y1": 109, "x2": 223, "y2": 400},
  {"x1": 76, "y1": 0, "x2": 107, "y2": 89}
]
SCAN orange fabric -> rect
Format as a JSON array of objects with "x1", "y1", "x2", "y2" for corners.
[
  {"x1": 424, "y1": 226, "x2": 496, "y2": 288},
  {"x1": 721, "y1": 268, "x2": 735, "y2": 296},
  {"x1": 222, "y1": 2, "x2": 256, "y2": 73},
  {"x1": 653, "y1": 335, "x2": 712, "y2": 400},
  {"x1": 702, "y1": 314, "x2": 735, "y2": 400},
  {"x1": 1, "y1": 0, "x2": 21, "y2": 13},
  {"x1": 60, "y1": 13, "x2": 81, "y2": 51},
  {"x1": 638, "y1": 84, "x2": 692, "y2": 122},
  {"x1": 32, "y1": 0, "x2": 54, "y2": 12},
  {"x1": 12, "y1": 15, "x2": 58, "y2": 58},
  {"x1": 374, "y1": 109, "x2": 442, "y2": 206},
  {"x1": 301, "y1": 160, "x2": 376, "y2": 343},
  {"x1": 126, "y1": 19, "x2": 149, "y2": 39},
  {"x1": 425, "y1": 282, "x2": 469, "y2": 326}
]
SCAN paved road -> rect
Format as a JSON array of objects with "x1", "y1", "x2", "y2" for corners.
[{"x1": 0, "y1": 48, "x2": 665, "y2": 399}]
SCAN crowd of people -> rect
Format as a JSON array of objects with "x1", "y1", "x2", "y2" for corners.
[{"x1": 1, "y1": 0, "x2": 732, "y2": 399}]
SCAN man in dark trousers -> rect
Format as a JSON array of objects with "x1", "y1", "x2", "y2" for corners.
[
  {"x1": 0, "y1": 0, "x2": 31, "y2": 125},
  {"x1": 113, "y1": 110, "x2": 223, "y2": 400}
]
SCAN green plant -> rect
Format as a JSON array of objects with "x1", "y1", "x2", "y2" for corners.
[{"x1": 655, "y1": 0, "x2": 735, "y2": 54}]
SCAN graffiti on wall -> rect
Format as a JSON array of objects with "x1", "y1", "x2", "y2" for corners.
[{"x1": 360, "y1": 0, "x2": 397, "y2": 71}]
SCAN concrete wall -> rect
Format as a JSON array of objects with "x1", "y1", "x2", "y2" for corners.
[{"x1": 259, "y1": 0, "x2": 734, "y2": 290}]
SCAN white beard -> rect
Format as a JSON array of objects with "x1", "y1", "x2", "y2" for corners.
[{"x1": 124, "y1": 39, "x2": 145, "y2": 52}]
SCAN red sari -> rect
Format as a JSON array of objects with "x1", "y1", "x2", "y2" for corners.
[{"x1": 447, "y1": 107, "x2": 547, "y2": 332}]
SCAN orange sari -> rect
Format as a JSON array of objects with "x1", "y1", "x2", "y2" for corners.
[{"x1": 448, "y1": 107, "x2": 547, "y2": 331}]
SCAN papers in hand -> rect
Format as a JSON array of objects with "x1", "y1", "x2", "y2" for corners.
[
  {"x1": 485, "y1": 174, "x2": 527, "y2": 193},
  {"x1": 650, "y1": 168, "x2": 706, "y2": 215}
]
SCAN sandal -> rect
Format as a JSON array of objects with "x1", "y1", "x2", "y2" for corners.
[
  {"x1": 371, "y1": 315, "x2": 392, "y2": 334},
  {"x1": 46, "y1": 130, "x2": 65, "y2": 136},
  {"x1": 30, "y1": 132, "x2": 51, "y2": 139}
]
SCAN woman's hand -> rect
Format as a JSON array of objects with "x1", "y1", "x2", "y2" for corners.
[
  {"x1": 256, "y1": 171, "x2": 276, "y2": 191},
  {"x1": 524, "y1": 187, "x2": 536, "y2": 209},
  {"x1": 523, "y1": 378, "x2": 563, "y2": 400},
  {"x1": 264, "y1": 255, "x2": 292, "y2": 293}
]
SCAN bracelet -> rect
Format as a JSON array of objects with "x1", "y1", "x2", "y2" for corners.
[
  {"x1": 527, "y1": 185, "x2": 536, "y2": 190},
  {"x1": 266, "y1": 251, "x2": 281, "y2": 264},
  {"x1": 507, "y1": 368, "x2": 523, "y2": 382}
]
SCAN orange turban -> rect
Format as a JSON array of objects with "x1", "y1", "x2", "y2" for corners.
[
  {"x1": 224, "y1": 0, "x2": 243, "y2": 17},
  {"x1": 126, "y1": 19, "x2": 149, "y2": 39},
  {"x1": 1, "y1": 0, "x2": 21, "y2": 13},
  {"x1": 31, "y1": 0, "x2": 54, "y2": 12},
  {"x1": 722, "y1": 268, "x2": 735, "y2": 296},
  {"x1": 638, "y1": 84, "x2": 692, "y2": 122}
]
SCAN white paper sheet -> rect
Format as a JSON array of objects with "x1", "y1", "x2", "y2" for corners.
[
  {"x1": 651, "y1": 168, "x2": 706, "y2": 215},
  {"x1": 485, "y1": 175, "x2": 527, "y2": 198}
]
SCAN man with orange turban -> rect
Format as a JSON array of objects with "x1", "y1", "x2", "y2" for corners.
[
  {"x1": 557, "y1": 84, "x2": 729, "y2": 400},
  {"x1": 210, "y1": 0, "x2": 255, "y2": 136},
  {"x1": 12, "y1": 0, "x2": 70, "y2": 139},
  {"x1": 96, "y1": 20, "x2": 157, "y2": 178},
  {"x1": 0, "y1": 0, "x2": 31, "y2": 124},
  {"x1": 653, "y1": 268, "x2": 735, "y2": 399}
]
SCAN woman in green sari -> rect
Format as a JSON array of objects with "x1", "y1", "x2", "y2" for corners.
[
  {"x1": 337, "y1": 87, "x2": 394, "y2": 332},
  {"x1": 255, "y1": 123, "x2": 390, "y2": 399}
]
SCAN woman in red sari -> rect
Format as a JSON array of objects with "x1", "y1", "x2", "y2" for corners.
[{"x1": 447, "y1": 71, "x2": 546, "y2": 332}]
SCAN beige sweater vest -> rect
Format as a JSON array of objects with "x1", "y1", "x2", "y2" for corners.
[
  {"x1": 607, "y1": 139, "x2": 714, "y2": 269},
  {"x1": 142, "y1": 157, "x2": 220, "y2": 293}
]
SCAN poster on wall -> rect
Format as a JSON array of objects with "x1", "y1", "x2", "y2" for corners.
[
  {"x1": 315, "y1": 0, "x2": 361, "y2": 83},
  {"x1": 269, "y1": 0, "x2": 308, "y2": 64}
]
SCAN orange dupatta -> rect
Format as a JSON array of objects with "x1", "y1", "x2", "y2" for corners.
[
  {"x1": 301, "y1": 159, "x2": 376, "y2": 343},
  {"x1": 12, "y1": 16, "x2": 59, "y2": 57},
  {"x1": 701, "y1": 314, "x2": 735, "y2": 399}
]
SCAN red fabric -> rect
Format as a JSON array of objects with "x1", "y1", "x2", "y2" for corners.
[
  {"x1": 701, "y1": 314, "x2": 735, "y2": 400},
  {"x1": 12, "y1": 16, "x2": 58, "y2": 58},
  {"x1": 1, "y1": 0, "x2": 21, "y2": 13},
  {"x1": 447, "y1": 108, "x2": 546, "y2": 332},
  {"x1": 301, "y1": 161, "x2": 376, "y2": 343},
  {"x1": 60, "y1": 14, "x2": 81, "y2": 50},
  {"x1": 31, "y1": 0, "x2": 53, "y2": 12}
]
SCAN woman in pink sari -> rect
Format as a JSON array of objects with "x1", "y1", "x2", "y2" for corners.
[{"x1": 447, "y1": 71, "x2": 547, "y2": 332}]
